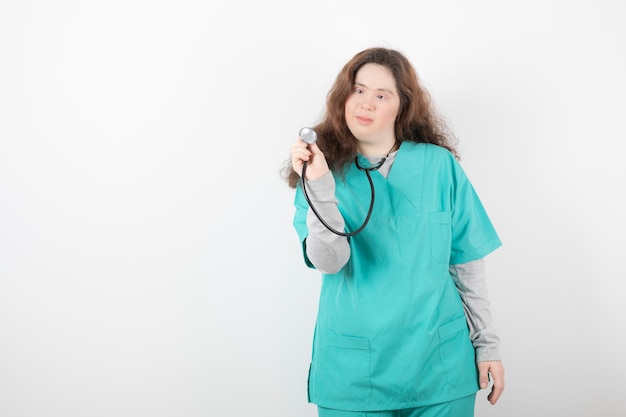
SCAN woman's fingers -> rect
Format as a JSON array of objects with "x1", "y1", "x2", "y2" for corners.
[{"x1": 291, "y1": 139, "x2": 311, "y2": 177}]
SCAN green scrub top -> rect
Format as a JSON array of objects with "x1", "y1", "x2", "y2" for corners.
[{"x1": 293, "y1": 142, "x2": 502, "y2": 411}]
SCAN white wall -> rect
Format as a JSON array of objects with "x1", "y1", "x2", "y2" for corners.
[{"x1": 1, "y1": 1, "x2": 624, "y2": 416}]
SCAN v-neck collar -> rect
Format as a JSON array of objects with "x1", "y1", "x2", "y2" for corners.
[
  {"x1": 355, "y1": 142, "x2": 403, "y2": 181},
  {"x1": 341, "y1": 141, "x2": 425, "y2": 213}
]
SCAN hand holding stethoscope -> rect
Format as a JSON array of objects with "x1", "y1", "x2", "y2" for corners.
[{"x1": 291, "y1": 128, "x2": 329, "y2": 181}]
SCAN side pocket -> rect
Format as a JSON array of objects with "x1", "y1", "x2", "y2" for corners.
[
  {"x1": 311, "y1": 334, "x2": 372, "y2": 402},
  {"x1": 438, "y1": 317, "x2": 477, "y2": 388},
  {"x1": 429, "y1": 211, "x2": 452, "y2": 264}
]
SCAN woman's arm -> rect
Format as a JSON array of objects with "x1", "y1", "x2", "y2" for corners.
[
  {"x1": 304, "y1": 172, "x2": 350, "y2": 274},
  {"x1": 449, "y1": 258, "x2": 504, "y2": 404}
]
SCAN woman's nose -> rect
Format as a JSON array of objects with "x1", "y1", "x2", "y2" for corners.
[{"x1": 360, "y1": 95, "x2": 374, "y2": 109}]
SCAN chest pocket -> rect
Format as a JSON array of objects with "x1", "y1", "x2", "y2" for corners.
[{"x1": 429, "y1": 211, "x2": 452, "y2": 264}]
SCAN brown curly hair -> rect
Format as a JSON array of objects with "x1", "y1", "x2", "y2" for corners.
[{"x1": 282, "y1": 47, "x2": 458, "y2": 188}]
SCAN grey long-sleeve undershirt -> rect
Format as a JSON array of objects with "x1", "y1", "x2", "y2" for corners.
[{"x1": 303, "y1": 152, "x2": 501, "y2": 362}]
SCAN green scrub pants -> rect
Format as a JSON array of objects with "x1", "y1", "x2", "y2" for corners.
[{"x1": 317, "y1": 394, "x2": 476, "y2": 417}]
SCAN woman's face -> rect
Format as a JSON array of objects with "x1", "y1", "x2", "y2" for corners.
[{"x1": 344, "y1": 63, "x2": 400, "y2": 155}]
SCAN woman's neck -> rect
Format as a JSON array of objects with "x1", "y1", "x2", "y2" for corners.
[{"x1": 358, "y1": 139, "x2": 398, "y2": 158}]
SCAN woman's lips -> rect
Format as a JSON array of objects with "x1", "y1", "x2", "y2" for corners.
[{"x1": 356, "y1": 116, "x2": 373, "y2": 125}]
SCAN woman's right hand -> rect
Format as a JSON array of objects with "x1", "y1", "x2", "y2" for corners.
[{"x1": 291, "y1": 138, "x2": 330, "y2": 181}]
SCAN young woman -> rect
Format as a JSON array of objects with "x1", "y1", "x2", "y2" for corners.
[{"x1": 284, "y1": 47, "x2": 505, "y2": 417}]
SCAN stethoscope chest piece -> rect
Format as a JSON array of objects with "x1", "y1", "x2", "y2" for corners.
[{"x1": 299, "y1": 127, "x2": 317, "y2": 145}]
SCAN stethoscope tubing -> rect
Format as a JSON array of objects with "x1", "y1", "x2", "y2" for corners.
[{"x1": 301, "y1": 157, "x2": 384, "y2": 237}]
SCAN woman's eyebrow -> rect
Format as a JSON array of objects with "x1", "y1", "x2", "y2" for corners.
[{"x1": 355, "y1": 82, "x2": 395, "y2": 96}]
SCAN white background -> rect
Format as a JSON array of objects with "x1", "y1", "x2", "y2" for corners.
[{"x1": 1, "y1": 1, "x2": 625, "y2": 416}]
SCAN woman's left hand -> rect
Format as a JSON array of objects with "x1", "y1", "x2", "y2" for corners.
[{"x1": 477, "y1": 360, "x2": 505, "y2": 405}]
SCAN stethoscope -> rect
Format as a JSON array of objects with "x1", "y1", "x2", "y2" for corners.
[{"x1": 299, "y1": 127, "x2": 391, "y2": 237}]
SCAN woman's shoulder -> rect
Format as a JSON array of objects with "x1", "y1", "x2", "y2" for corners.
[{"x1": 402, "y1": 141, "x2": 456, "y2": 161}]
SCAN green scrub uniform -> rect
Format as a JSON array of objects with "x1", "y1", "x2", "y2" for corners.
[{"x1": 293, "y1": 142, "x2": 502, "y2": 412}]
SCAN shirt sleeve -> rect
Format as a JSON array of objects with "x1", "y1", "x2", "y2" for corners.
[
  {"x1": 293, "y1": 173, "x2": 350, "y2": 273},
  {"x1": 448, "y1": 155, "x2": 502, "y2": 264},
  {"x1": 449, "y1": 258, "x2": 501, "y2": 362}
]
